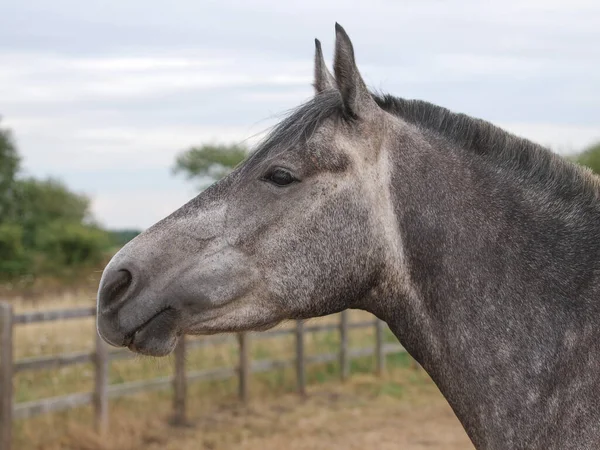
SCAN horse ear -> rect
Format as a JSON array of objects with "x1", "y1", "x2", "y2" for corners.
[
  {"x1": 333, "y1": 23, "x2": 377, "y2": 118},
  {"x1": 313, "y1": 39, "x2": 336, "y2": 94}
]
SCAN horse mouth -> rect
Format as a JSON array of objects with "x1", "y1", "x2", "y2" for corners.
[{"x1": 125, "y1": 306, "x2": 179, "y2": 356}]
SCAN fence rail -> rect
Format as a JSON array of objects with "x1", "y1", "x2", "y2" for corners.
[{"x1": 0, "y1": 303, "x2": 407, "y2": 450}]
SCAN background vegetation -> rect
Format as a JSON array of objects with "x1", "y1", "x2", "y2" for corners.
[
  {"x1": 0, "y1": 119, "x2": 249, "y2": 293},
  {"x1": 0, "y1": 119, "x2": 138, "y2": 287},
  {"x1": 172, "y1": 142, "x2": 249, "y2": 190},
  {"x1": 571, "y1": 142, "x2": 600, "y2": 175}
]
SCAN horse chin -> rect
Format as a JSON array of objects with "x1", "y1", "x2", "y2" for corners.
[
  {"x1": 128, "y1": 335, "x2": 179, "y2": 357},
  {"x1": 126, "y1": 308, "x2": 180, "y2": 357}
]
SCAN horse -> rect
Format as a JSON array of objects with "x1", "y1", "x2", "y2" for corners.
[{"x1": 96, "y1": 23, "x2": 600, "y2": 449}]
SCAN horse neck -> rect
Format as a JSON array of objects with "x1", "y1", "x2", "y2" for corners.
[{"x1": 372, "y1": 135, "x2": 600, "y2": 449}]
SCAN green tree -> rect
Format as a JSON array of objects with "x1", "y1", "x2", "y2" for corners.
[
  {"x1": 0, "y1": 223, "x2": 29, "y2": 279},
  {"x1": 573, "y1": 142, "x2": 600, "y2": 175},
  {"x1": 172, "y1": 143, "x2": 248, "y2": 189},
  {"x1": 0, "y1": 119, "x2": 21, "y2": 221},
  {"x1": 0, "y1": 119, "x2": 115, "y2": 282},
  {"x1": 36, "y1": 221, "x2": 111, "y2": 270},
  {"x1": 109, "y1": 229, "x2": 141, "y2": 247},
  {"x1": 15, "y1": 177, "x2": 91, "y2": 248}
]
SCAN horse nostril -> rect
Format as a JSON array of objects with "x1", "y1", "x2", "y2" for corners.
[{"x1": 99, "y1": 268, "x2": 133, "y2": 310}]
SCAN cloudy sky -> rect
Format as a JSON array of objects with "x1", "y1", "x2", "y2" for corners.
[{"x1": 1, "y1": 0, "x2": 599, "y2": 230}]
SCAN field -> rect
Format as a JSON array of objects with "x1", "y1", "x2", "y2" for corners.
[{"x1": 7, "y1": 291, "x2": 473, "y2": 450}]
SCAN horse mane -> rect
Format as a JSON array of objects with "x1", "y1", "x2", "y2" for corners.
[
  {"x1": 245, "y1": 89, "x2": 599, "y2": 204},
  {"x1": 374, "y1": 93, "x2": 600, "y2": 202}
]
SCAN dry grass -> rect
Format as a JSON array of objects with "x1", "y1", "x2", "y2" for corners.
[
  {"x1": 8, "y1": 291, "x2": 472, "y2": 450},
  {"x1": 16, "y1": 369, "x2": 474, "y2": 450}
]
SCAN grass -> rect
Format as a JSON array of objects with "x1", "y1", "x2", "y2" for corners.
[
  {"x1": 12, "y1": 358, "x2": 472, "y2": 450},
  {"x1": 6, "y1": 290, "x2": 453, "y2": 450}
]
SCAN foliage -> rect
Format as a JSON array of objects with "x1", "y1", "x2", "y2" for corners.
[
  {"x1": 0, "y1": 119, "x2": 21, "y2": 221},
  {"x1": 36, "y1": 221, "x2": 112, "y2": 270},
  {"x1": 14, "y1": 177, "x2": 91, "y2": 248},
  {"x1": 572, "y1": 142, "x2": 600, "y2": 175},
  {"x1": 172, "y1": 143, "x2": 249, "y2": 189},
  {"x1": 109, "y1": 229, "x2": 142, "y2": 247},
  {"x1": 0, "y1": 120, "x2": 116, "y2": 283},
  {"x1": 0, "y1": 223, "x2": 29, "y2": 279}
]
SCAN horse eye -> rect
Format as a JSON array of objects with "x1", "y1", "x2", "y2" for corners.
[{"x1": 265, "y1": 168, "x2": 296, "y2": 186}]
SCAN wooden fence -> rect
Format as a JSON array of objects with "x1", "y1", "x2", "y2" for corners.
[{"x1": 0, "y1": 302, "x2": 406, "y2": 450}]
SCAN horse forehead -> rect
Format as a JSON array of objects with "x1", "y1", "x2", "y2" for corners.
[{"x1": 328, "y1": 127, "x2": 386, "y2": 168}]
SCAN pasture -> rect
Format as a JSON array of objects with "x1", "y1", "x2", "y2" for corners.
[{"x1": 4, "y1": 291, "x2": 471, "y2": 449}]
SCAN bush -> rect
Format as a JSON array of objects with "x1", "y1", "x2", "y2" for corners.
[
  {"x1": 109, "y1": 229, "x2": 141, "y2": 247},
  {"x1": 0, "y1": 120, "x2": 117, "y2": 285},
  {"x1": 0, "y1": 223, "x2": 30, "y2": 279},
  {"x1": 573, "y1": 142, "x2": 600, "y2": 175},
  {"x1": 36, "y1": 222, "x2": 112, "y2": 271},
  {"x1": 15, "y1": 177, "x2": 91, "y2": 248}
]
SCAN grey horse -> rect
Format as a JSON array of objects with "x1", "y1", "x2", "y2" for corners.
[{"x1": 97, "y1": 23, "x2": 600, "y2": 449}]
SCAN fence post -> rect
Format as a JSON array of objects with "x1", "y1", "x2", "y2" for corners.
[
  {"x1": 295, "y1": 320, "x2": 306, "y2": 396},
  {"x1": 238, "y1": 333, "x2": 249, "y2": 403},
  {"x1": 339, "y1": 311, "x2": 349, "y2": 382},
  {"x1": 94, "y1": 329, "x2": 108, "y2": 434},
  {"x1": 171, "y1": 336, "x2": 187, "y2": 426},
  {"x1": 0, "y1": 302, "x2": 14, "y2": 450},
  {"x1": 375, "y1": 318, "x2": 385, "y2": 376}
]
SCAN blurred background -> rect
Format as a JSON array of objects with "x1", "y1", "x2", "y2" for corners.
[{"x1": 0, "y1": 1, "x2": 599, "y2": 449}]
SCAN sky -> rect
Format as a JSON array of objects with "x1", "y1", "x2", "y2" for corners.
[{"x1": 1, "y1": 0, "x2": 599, "y2": 230}]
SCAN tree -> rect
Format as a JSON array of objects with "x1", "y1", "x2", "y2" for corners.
[
  {"x1": 36, "y1": 221, "x2": 111, "y2": 269},
  {"x1": 573, "y1": 142, "x2": 600, "y2": 175},
  {"x1": 0, "y1": 119, "x2": 21, "y2": 221},
  {"x1": 15, "y1": 177, "x2": 91, "y2": 248},
  {"x1": 0, "y1": 119, "x2": 115, "y2": 282},
  {"x1": 11, "y1": 177, "x2": 114, "y2": 276},
  {"x1": 109, "y1": 229, "x2": 141, "y2": 247},
  {"x1": 172, "y1": 143, "x2": 249, "y2": 189},
  {"x1": 0, "y1": 223, "x2": 28, "y2": 279}
]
